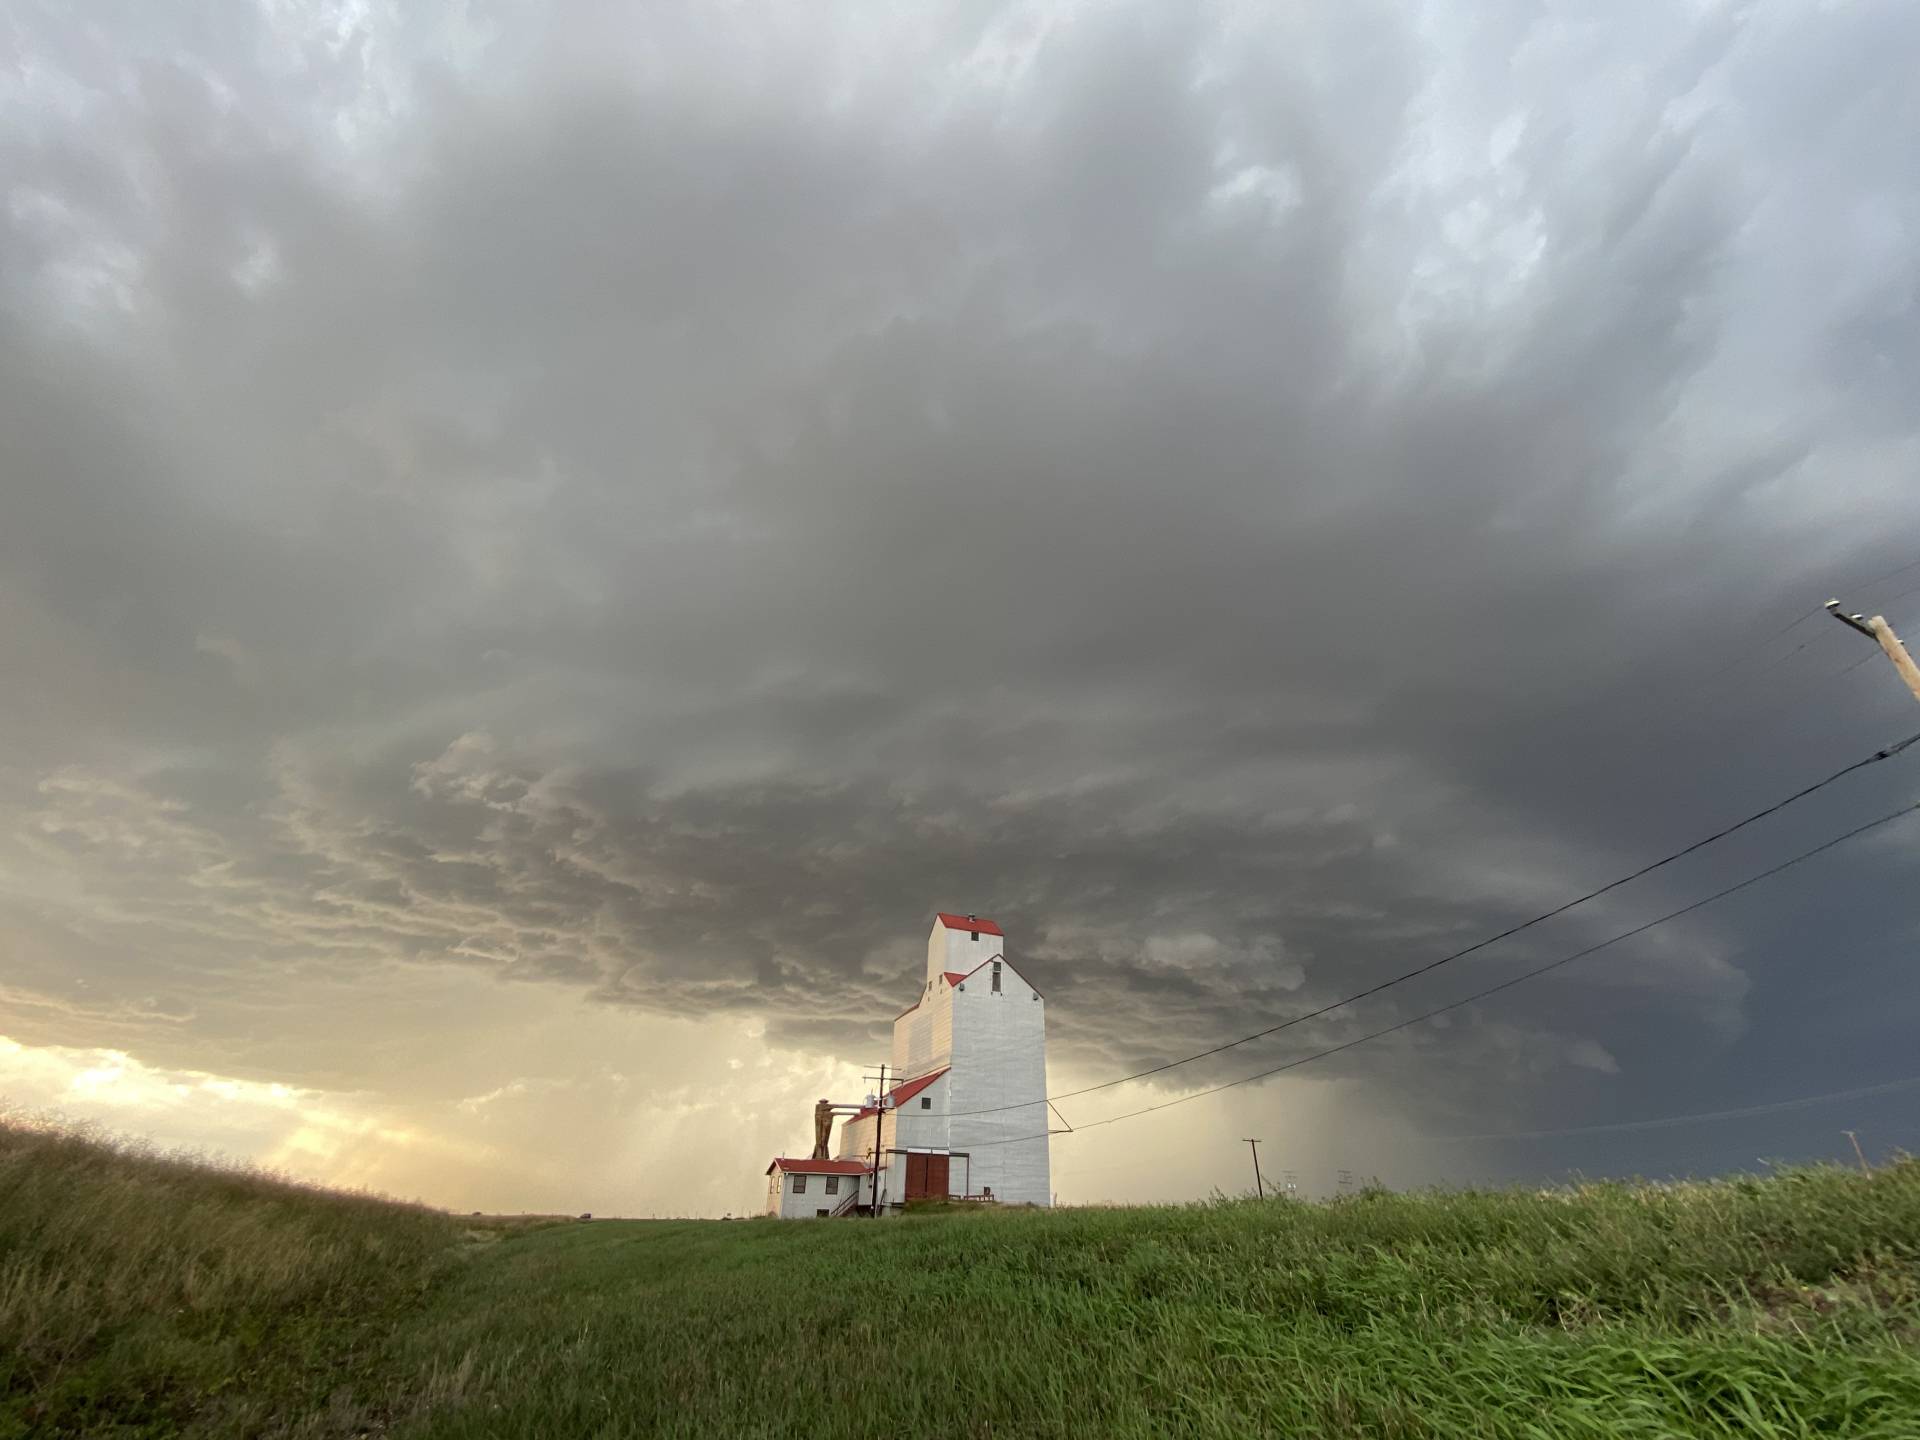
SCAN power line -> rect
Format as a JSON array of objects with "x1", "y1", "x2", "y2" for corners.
[
  {"x1": 1656, "y1": 557, "x2": 1918, "y2": 724},
  {"x1": 946, "y1": 730, "x2": 1920, "y2": 1120},
  {"x1": 1855, "y1": 553, "x2": 1920, "y2": 595},
  {"x1": 1678, "y1": 606, "x2": 1827, "y2": 706},
  {"x1": 1878, "y1": 578, "x2": 1920, "y2": 610},
  {"x1": 1440, "y1": 1072, "x2": 1920, "y2": 1142},
  {"x1": 962, "y1": 796, "x2": 1920, "y2": 1149}
]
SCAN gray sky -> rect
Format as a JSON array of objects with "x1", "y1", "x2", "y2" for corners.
[{"x1": 3, "y1": 0, "x2": 1918, "y2": 1216}]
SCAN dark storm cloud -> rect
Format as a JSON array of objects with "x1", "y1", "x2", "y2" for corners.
[{"x1": 4, "y1": 0, "x2": 1920, "y2": 1160}]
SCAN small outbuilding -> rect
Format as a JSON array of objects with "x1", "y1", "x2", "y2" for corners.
[{"x1": 764, "y1": 1157, "x2": 871, "y2": 1218}]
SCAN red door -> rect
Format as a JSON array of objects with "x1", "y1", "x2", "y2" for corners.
[{"x1": 904, "y1": 1153, "x2": 950, "y2": 1200}]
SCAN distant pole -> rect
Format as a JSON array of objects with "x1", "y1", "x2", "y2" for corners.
[
  {"x1": 1826, "y1": 601, "x2": 1920, "y2": 705},
  {"x1": 1844, "y1": 1130, "x2": 1872, "y2": 1176},
  {"x1": 1243, "y1": 1138, "x2": 1266, "y2": 1199}
]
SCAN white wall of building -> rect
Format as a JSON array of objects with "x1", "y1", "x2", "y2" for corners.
[
  {"x1": 947, "y1": 959, "x2": 1050, "y2": 1206},
  {"x1": 891, "y1": 981, "x2": 954, "y2": 1078},
  {"x1": 886, "y1": 1071, "x2": 966, "y2": 1200},
  {"x1": 834, "y1": 1110, "x2": 906, "y2": 1205},
  {"x1": 927, "y1": 918, "x2": 1000, "y2": 983},
  {"x1": 837, "y1": 1111, "x2": 876, "y2": 1164},
  {"x1": 768, "y1": 1167, "x2": 866, "y2": 1219}
]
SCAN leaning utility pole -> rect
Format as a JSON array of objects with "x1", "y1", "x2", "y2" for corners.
[
  {"x1": 1826, "y1": 600, "x2": 1920, "y2": 705},
  {"x1": 1243, "y1": 1138, "x2": 1266, "y2": 1200}
]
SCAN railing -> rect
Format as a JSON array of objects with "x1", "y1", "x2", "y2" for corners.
[{"x1": 829, "y1": 1187, "x2": 863, "y2": 1218}]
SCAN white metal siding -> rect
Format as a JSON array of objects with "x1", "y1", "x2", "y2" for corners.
[
  {"x1": 773, "y1": 1169, "x2": 861, "y2": 1219},
  {"x1": 887, "y1": 1073, "x2": 962, "y2": 1199},
  {"x1": 837, "y1": 1112, "x2": 876, "y2": 1163},
  {"x1": 928, "y1": 918, "x2": 998, "y2": 983},
  {"x1": 947, "y1": 963, "x2": 1050, "y2": 1206},
  {"x1": 893, "y1": 983, "x2": 953, "y2": 1079}
]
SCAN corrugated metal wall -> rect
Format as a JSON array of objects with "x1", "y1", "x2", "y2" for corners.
[{"x1": 947, "y1": 964, "x2": 1050, "y2": 1206}]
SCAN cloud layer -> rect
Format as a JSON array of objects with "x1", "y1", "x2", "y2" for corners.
[{"x1": 5, "y1": 0, "x2": 1920, "y2": 1211}]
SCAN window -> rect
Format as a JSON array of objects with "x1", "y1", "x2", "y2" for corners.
[
  {"x1": 970, "y1": 930, "x2": 979, "y2": 940},
  {"x1": 816, "y1": 1208, "x2": 830, "y2": 1218},
  {"x1": 792, "y1": 1174, "x2": 807, "y2": 1194},
  {"x1": 920, "y1": 1096, "x2": 931, "y2": 1109},
  {"x1": 825, "y1": 1175, "x2": 839, "y2": 1195},
  {"x1": 992, "y1": 961, "x2": 1002, "y2": 993}
]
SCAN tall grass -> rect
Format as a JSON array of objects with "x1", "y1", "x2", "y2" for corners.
[
  {"x1": 0, "y1": 1112, "x2": 462, "y2": 1438},
  {"x1": 389, "y1": 1164, "x2": 1920, "y2": 1439},
  {"x1": 6, "y1": 1111, "x2": 1918, "y2": 1438}
]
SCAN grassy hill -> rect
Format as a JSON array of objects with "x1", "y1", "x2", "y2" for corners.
[{"x1": 4, "y1": 1117, "x2": 1918, "y2": 1438}]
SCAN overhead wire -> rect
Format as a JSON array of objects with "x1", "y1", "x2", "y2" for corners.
[
  {"x1": 1742, "y1": 601, "x2": 1920, "y2": 725},
  {"x1": 1661, "y1": 551, "x2": 1917, "y2": 725},
  {"x1": 953, "y1": 568, "x2": 1920, "y2": 1158},
  {"x1": 1852, "y1": 552, "x2": 1920, "y2": 594},
  {"x1": 943, "y1": 728, "x2": 1920, "y2": 1120},
  {"x1": 1439, "y1": 1071, "x2": 1920, "y2": 1142},
  {"x1": 961, "y1": 797, "x2": 1920, "y2": 1148}
]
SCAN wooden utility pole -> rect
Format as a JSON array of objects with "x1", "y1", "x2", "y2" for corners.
[
  {"x1": 1826, "y1": 601, "x2": 1920, "y2": 705},
  {"x1": 864, "y1": 1063, "x2": 889, "y2": 1218},
  {"x1": 1243, "y1": 1138, "x2": 1266, "y2": 1200},
  {"x1": 1844, "y1": 1130, "x2": 1872, "y2": 1177}
]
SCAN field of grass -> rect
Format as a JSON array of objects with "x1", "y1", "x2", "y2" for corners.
[
  {"x1": 4, "y1": 1116, "x2": 1919, "y2": 1438},
  {"x1": 0, "y1": 1113, "x2": 486, "y2": 1438}
]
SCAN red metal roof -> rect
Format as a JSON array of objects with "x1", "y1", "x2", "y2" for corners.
[
  {"x1": 936, "y1": 912, "x2": 1004, "y2": 937},
  {"x1": 942, "y1": 971, "x2": 969, "y2": 987},
  {"x1": 890, "y1": 1068, "x2": 948, "y2": 1106},
  {"x1": 766, "y1": 1157, "x2": 870, "y2": 1176},
  {"x1": 851, "y1": 1066, "x2": 949, "y2": 1120}
]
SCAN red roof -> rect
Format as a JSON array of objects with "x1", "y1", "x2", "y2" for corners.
[
  {"x1": 852, "y1": 1066, "x2": 949, "y2": 1120},
  {"x1": 890, "y1": 1068, "x2": 948, "y2": 1106},
  {"x1": 942, "y1": 971, "x2": 969, "y2": 987},
  {"x1": 936, "y1": 912, "x2": 1004, "y2": 937},
  {"x1": 766, "y1": 1157, "x2": 870, "y2": 1176}
]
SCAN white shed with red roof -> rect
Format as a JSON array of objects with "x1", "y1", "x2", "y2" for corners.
[{"x1": 764, "y1": 1158, "x2": 871, "y2": 1219}]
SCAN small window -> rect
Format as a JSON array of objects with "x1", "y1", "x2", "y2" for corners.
[
  {"x1": 992, "y1": 961, "x2": 1002, "y2": 994},
  {"x1": 920, "y1": 1096, "x2": 931, "y2": 1109},
  {"x1": 970, "y1": 930, "x2": 979, "y2": 941},
  {"x1": 792, "y1": 1174, "x2": 807, "y2": 1194},
  {"x1": 816, "y1": 1208, "x2": 830, "y2": 1218},
  {"x1": 825, "y1": 1175, "x2": 839, "y2": 1195}
]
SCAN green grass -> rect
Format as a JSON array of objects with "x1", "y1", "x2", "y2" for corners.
[
  {"x1": 5, "y1": 1116, "x2": 1919, "y2": 1437},
  {"x1": 0, "y1": 1114, "x2": 489, "y2": 1438}
]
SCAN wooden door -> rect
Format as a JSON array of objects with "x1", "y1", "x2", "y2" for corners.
[
  {"x1": 905, "y1": 1152, "x2": 949, "y2": 1199},
  {"x1": 926, "y1": 1153, "x2": 950, "y2": 1199}
]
